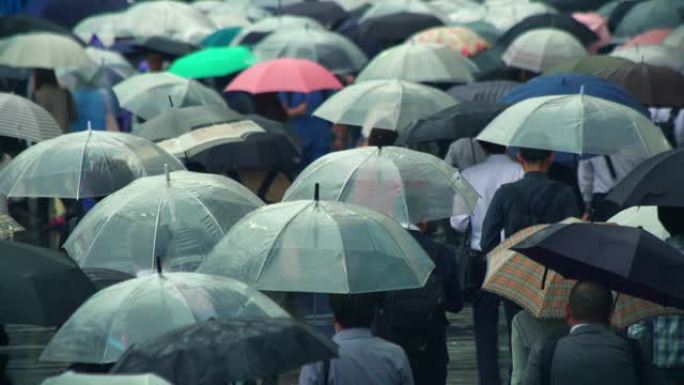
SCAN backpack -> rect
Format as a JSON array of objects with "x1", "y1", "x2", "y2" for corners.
[{"x1": 381, "y1": 270, "x2": 446, "y2": 336}]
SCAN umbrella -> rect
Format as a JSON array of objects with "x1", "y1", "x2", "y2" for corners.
[
  {"x1": 500, "y1": 73, "x2": 649, "y2": 116},
  {"x1": 592, "y1": 62, "x2": 684, "y2": 107},
  {"x1": 276, "y1": 1, "x2": 350, "y2": 29},
  {"x1": 502, "y1": 29, "x2": 588, "y2": 73},
  {"x1": 197, "y1": 199, "x2": 435, "y2": 293},
  {"x1": 356, "y1": 12, "x2": 444, "y2": 57},
  {"x1": 42, "y1": 372, "x2": 171, "y2": 385},
  {"x1": 133, "y1": 36, "x2": 200, "y2": 58},
  {"x1": 623, "y1": 29, "x2": 673, "y2": 47},
  {"x1": 313, "y1": 79, "x2": 457, "y2": 135},
  {"x1": 0, "y1": 212, "x2": 24, "y2": 240},
  {"x1": 607, "y1": 147, "x2": 684, "y2": 208},
  {"x1": 448, "y1": 80, "x2": 520, "y2": 102},
  {"x1": 203, "y1": 0, "x2": 272, "y2": 21},
  {"x1": 201, "y1": 28, "x2": 244, "y2": 47},
  {"x1": 40, "y1": 272, "x2": 288, "y2": 364},
  {"x1": 0, "y1": 32, "x2": 92, "y2": 69},
  {"x1": 64, "y1": 170, "x2": 263, "y2": 276},
  {"x1": 0, "y1": 239, "x2": 96, "y2": 326},
  {"x1": 356, "y1": 43, "x2": 475, "y2": 84},
  {"x1": 133, "y1": 104, "x2": 243, "y2": 142},
  {"x1": 113, "y1": 72, "x2": 227, "y2": 120},
  {"x1": 359, "y1": 0, "x2": 439, "y2": 23},
  {"x1": 225, "y1": 58, "x2": 342, "y2": 94},
  {"x1": 207, "y1": 14, "x2": 250, "y2": 29},
  {"x1": 608, "y1": 206, "x2": 669, "y2": 240},
  {"x1": 396, "y1": 102, "x2": 508, "y2": 148},
  {"x1": 546, "y1": 55, "x2": 632, "y2": 75},
  {"x1": 663, "y1": 25, "x2": 684, "y2": 48},
  {"x1": 482, "y1": 2, "x2": 558, "y2": 32},
  {"x1": 232, "y1": 16, "x2": 324, "y2": 46},
  {"x1": 408, "y1": 26, "x2": 490, "y2": 57},
  {"x1": 573, "y1": 12, "x2": 612, "y2": 53},
  {"x1": 484, "y1": 221, "x2": 683, "y2": 328},
  {"x1": 253, "y1": 28, "x2": 367, "y2": 74},
  {"x1": 539, "y1": 0, "x2": 613, "y2": 13},
  {"x1": 614, "y1": 0, "x2": 684, "y2": 39},
  {"x1": 72, "y1": 13, "x2": 120, "y2": 47},
  {"x1": 169, "y1": 47, "x2": 255, "y2": 79},
  {"x1": 497, "y1": 14, "x2": 599, "y2": 49},
  {"x1": 598, "y1": 0, "x2": 639, "y2": 31},
  {"x1": 0, "y1": 93, "x2": 63, "y2": 142},
  {"x1": 511, "y1": 222, "x2": 684, "y2": 309},
  {"x1": 24, "y1": 0, "x2": 128, "y2": 29},
  {"x1": 83, "y1": 268, "x2": 135, "y2": 291},
  {"x1": 57, "y1": 47, "x2": 137, "y2": 89},
  {"x1": 0, "y1": 130, "x2": 185, "y2": 199},
  {"x1": 610, "y1": 45, "x2": 684, "y2": 71},
  {"x1": 0, "y1": 15, "x2": 83, "y2": 44},
  {"x1": 476, "y1": 93, "x2": 671, "y2": 157},
  {"x1": 283, "y1": 146, "x2": 478, "y2": 224},
  {"x1": 112, "y1": 318, "x2": 336, "y2": 385},
  {"x1": 115, "y1": 1, "x2": 216, "y2": 40}
]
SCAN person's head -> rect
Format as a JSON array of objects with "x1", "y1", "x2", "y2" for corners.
[
  {"x1": 478, "y1": 140, "x2": 507, "y2": 155},
  {"x1": 658, "y1": 206, "x2": 684, "y2": 236},
  {"x1": 33, "y1": 69, "x2": 58, "y2": 90},
  {"x1": 329, "y1": 293, "x2": 378, "y2": 331},
  {"x1": 565, "y1": 281, "x2": 613, "y2": 326},
  {"x1": 516, "y1": 147, "x2": 554, "y2": 173},
  {"x1": 367, "y1": 128, "x2": 398, "y2": 147},
  {"x1": 145, "y1": 51, "x2": 165, "y2": 72}
]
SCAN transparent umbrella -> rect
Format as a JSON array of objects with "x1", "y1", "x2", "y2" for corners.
[
  {"x1": 313, "y1": 79, "x2": 457, "y2": 136},
  {"x1": 115, "y1": 1, "x2": 216, "y2": 40},
  {"x1": 57, "y1": 47, "x2": 136, "y2": 89},
  {"x1": 359, "y1": 0, "x2": 440, "y2": 23},
  {"x1": 42, "y1": 372, "x2": 171, "y2": 385},
  {"x1": 0, "y1": 130, "x2": 185, "y2": 199},
  {"x1": 357, "y1": 43, "x2": 476, "y2": 84},
  {"x1": 231, "y1": 16, "x2": 324, "y2": 46},
  {"x1": 113, "y1": 72, "x2": 227, "y2": 121},
  {"x1": 64, "y1": 170, "x2": 263, "y2": 276},
  {"x1": 40, "y1": 272, "x2": 288, "y2": 364},
  {"x1": 0, "y1": 93, "x2": 62, "y2": 142},
  {"x1": 0, "y1": 32, "x2": 93, "y2": 69},
  {"x1": 198, "y1": 199, "x2": 435, "y2": 294},
  {"x1": 283, "y1": 146, "x2": 478, "y2": 225},
  {"x1": 254, "y1": 28, "x2": 367, "y2": 74}
]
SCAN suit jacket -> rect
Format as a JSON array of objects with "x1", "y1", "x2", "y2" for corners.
[{"x1": 523, "y1": 324, "x2": 652, "y2": 385}]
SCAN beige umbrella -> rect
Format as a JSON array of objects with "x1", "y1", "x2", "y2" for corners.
[{"x1": 158, "y1": 120, "x2": 266, "y2": 158}]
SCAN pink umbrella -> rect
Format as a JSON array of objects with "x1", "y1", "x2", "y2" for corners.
[
  {"x1": 225, "y1": 58, "x2": 343, "y2": 94},
  {"x1": 573, "y1": 12, "x2": 611, "y2": 54},
  {"x1": 623, "y1": 29, "x2": 673, "y2": 48}
]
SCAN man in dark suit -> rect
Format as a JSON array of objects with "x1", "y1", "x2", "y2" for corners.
[{"x1": 523, "y1": 281, "x2": 653, "y2": 385}]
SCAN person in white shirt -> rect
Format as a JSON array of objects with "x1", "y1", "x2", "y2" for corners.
[{"x1": 444, "y1": 138, "x2": 487, "y2": 171}]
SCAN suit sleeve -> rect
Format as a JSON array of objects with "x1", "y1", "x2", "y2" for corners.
[
  {"x1": 480, "y1": 188, "x2": 505, "y2": 253},
  {"x1": 522, "y1": 344, "x2": 543, "y2": 385}
]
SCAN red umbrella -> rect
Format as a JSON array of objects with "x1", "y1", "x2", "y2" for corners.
[
  {"x1": 623, "y1": 28, "x2": 673, "y2": 48},
  {"x1": 225, "y1": 58, "x2": 343, "y2": 94}
]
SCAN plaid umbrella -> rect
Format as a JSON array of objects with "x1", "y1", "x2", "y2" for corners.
[
  {"x1": 409, "y1": 26, "x2": 490, "y2": 57},
  {"x1": 483, "y1": 219, "x2": 683, "y2": 328}
]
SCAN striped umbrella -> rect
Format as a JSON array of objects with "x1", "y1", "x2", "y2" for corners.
[
  {"x1": 483, "y1": 219, "x2": 683, "y2": 328},
  {"x1": 0, "y1": 93, "x2": 62, "y2": 142},
  {"x1": 409, "y1": 26, "x2": 490, "y2": 57}
]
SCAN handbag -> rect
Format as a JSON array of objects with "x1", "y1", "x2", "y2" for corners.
[{"x1": 453, "y1": 223, "x2": 486, "y2": 303}]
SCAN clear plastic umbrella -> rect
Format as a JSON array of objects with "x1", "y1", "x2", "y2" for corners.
[
  {"x1": 198, "y1": 199, "x2": 435, "y2": 294},
  {"x1": 0, "y1": 93, "x2": 62, "y2": 142},
  {"x1": 359, "y1": 0, "x2": 441, "y2": 23},
  {"x1": 476, "y1": 93, "x2": 672, "y2": 158},
  {"x1": 0, "y1": 32, "x2": 93, "y2": 69},
  {"x1": 231, "y1": 16, "x2": 324, "y2": 46},
  {"x1": 113, "y1": 72, "x2": 227, "y2": 121},
  {"x1": 64, "y1": 170, "x2": 263, "y2": 276},
  {"x1": 40, "y1": 272, "x2": 288, "y2": 364},
  {"x1": 503, "y1": 29, "x2": 588, "y2": 73},
  {"x1": 0, "y1": 130, "x2": 185, "y2": 199},
  {"x1": 283, "y1": 146, "x2": 478, "y2": 225},
  {"x1": 42, "y1": 372, "x2": 172, "y2": 385},
  {"x1": 73, "y1": 13, "x2": 121, "y2": 47},
  {"x1": 115, "y1": 1, "x2": 216, "y2": 40},
  {"x1": 57, "y1": 47, "x2": 137, "y2": 89},
  {"x1": 313, "y1": 79, "x2": 457, "y2": 136},
  {"x1": 357, "y1": 43, "x2": 476, "y2": 84},
  {"x1": 254, "y1": 28, "x2": 367, "y2": 74}
]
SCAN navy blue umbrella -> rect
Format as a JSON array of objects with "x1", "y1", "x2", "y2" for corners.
[
  {"x1": 24, "y1": 0, "x2": 128, "y2": 29},
  {"x1": 500, "y1": 73, "x2": 649, "y2": 116}
]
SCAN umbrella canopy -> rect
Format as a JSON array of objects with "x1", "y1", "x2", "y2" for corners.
[
  {"x1": 448, "y1": 80, "x2": 519, "y2": 102},
  {"x1": 663, "y1": 25, "x2": 684, "y2": 48},
  {"x1": 497, "y1": 13, "x2": 599, "y2": 49},
  {"x1": 207, "y1": 14, "x2": 250, "y2": 29},
  {"x1": 283, "y1": 145, "x2": 478, "y2": 223},
  {"x1": 225, "y1": 58, "x2": 342, "y2": 93},
  {"x1": 232, "y1": 16, "x2": 324, "y2": 46},
  {"x1": 357, "y1": 43, "x2": 476, "y2": 84},
  {"x1": 408, "y1": 26, "x2": 490, "y2": 57},
  {"x1": 253, "y1": 28, "x2": 367, "y2": 74},
  {"x1": 573, "y1": 12, "x2": 612, "y2": 53},
  {"x1": 115, "y1": 1, "x2": 216, "y2": 40},
  {"x1": 201, "y1": 28, "x2": 244, "y2": 47},
  {"x1": 359, "y1": 0, "x2": 439, "y2": 23},
  {"x1": 396, "y1": 102, "x2": 508, "y2": 148},
  {"x1": 58, "y1": 47, "x2": 137, "y2": 89},
  {"x1": 198, "y1": 200, "x2": 435, "y2": 293},
  {"x1": 482, "y1": 2, "x2": 557, "y2": 32},
  {"x1": 511, "y1": 222, "x2": 684, "y2": 309},
  {"x1": 607, "y1": 147, "x2": 684, "y2": 208},
  {"x1": 356, "y1": 12, "x2": 445, "y2": 57},
  {"x1": 502, "y1": 29, "x2": 588, "y2": 73},
  {"x1": 205, "y1": 0, "x2": 271, "y2": 21},
  {"x1": 0, "y1": 213, "x2": 24, "y2": 240},
  {"x1": 610, "y1": 45, "x2": 684, "y2": 71},
  {"x1": 0, "y1": 93, "x2": 63, "y2": 142},
  {"x1": 623, "y1": 28, "x2": 673, "y2": 47},
  {"x1": 0, "y1": 15, "x2": 83, "y2": 43},
  {"x1": 133, "y1": 104, "x2": 243, "y2": 142},
  {"x1": 614, "y1": 0, "x2": 684, "y2": 39},
  {"x1": 113, "y1": 72, "x2": 227, "y2": 121},
  {"x1": 500, "y1": 73, "x2": 648, "y2": 116},
  {"x1": 592, "y1": 62, "x2": 684, "y2": 107},
  {"x1": 546, "y1": 55, "x2": 632, "y2": 75},
  {"x1": 112, "y1": 318, "x2": 336, "y2": 385},
  {"x1": 0, "y1": 32, "x2": 92, "y2": 69},
  {"x1": 313, "y1": 79, "x2": 457, "y2": 135},
  {"x1": 0, "y1": 130, "x2": 185, "y2": 199},
  {"x1": 476, "y1": 93, "x2": 671, "y2": 157},
  {"x1": 276, "y1": 1, "x2": 350, "y2": 29},
  {"x1": 0, "y1": 239, "x2": 96, "y2": 326},
  {"x1": 24, "y1": 0, "x2": 128, "y2": 29},
  {"x1": 132, "y1": 36, "x2": 200, "y2": 58},
  {"x1": 169, "y1": 47, "x2": 255, "y2": 79},
  {"x1": 42, "y1": 372, "x2": 171, "y2": 385},
  {"x1": 40, "y1": 272, "x2": 288, "y2": 364},
  {"x1": 608, "y1": 206, "x2": 669, "y2": 240},
  {"x1": 72, "y1": 13, "x2": 120, "y2": 47},
  {"x1": 64, "y1": 170, "x2": 263, "y2": 276},
  {"x1": 156, "y1": 120, "x2": 264, "y2": 158}
]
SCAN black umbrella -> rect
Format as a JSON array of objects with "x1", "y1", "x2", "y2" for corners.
[
  {"x1": 0, "y1": 240, "x2": 96, "y2": 326},
  {"x1": 276, "y1": 1, "x2": 350, "y2": 29},
  {"x1": 356, "y1": 12, "x2": 444, "y2": 57},
  {"x1": 497, "y1": 14, "x2": 599, "y2": 49},
  {"x1": 24, "y1": 0, "x2": 128, "y2": 29},
  {"x1": 134, "y1": 36, "x2": 200, "y2": 58},
  {"x1": 607, "y1": 148, "x2": 684, "y2": 208},
  {"x1": 447, "y1": 80, "x2": 520, "y2": 103},
  {"x1": 511, "y1": 222, "x2": 684, "y2": 309},
  {"x1": 135, "y1": 105, "x2": 246, "y2": 142},
  {"x1": 592, "y1": 63, "x2": 684, "y2": 107},
  {"x1": 111, "y1": 317, "x2": 338, "y2": 385},
  {"x1": 0, "y1": 15, "x2": 84, "y2": 44},
  {"x1": 83, "y1": 268, "x2": 135, "y2": 291}
]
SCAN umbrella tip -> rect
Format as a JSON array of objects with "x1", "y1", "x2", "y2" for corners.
[
  {"x1": 168, "y1": 95, "x2": 174, "y2": 109},
  {"x1": 579, "y1": 85, "x2": 585, "y2": 95},
  {"x1": 164, "y1": 163, "x2": 170, "y2": 185},
  {"x1": 155, "y1": 256, "x2": 163, "y2": 275},
  {"x1": 314, "y1": 183, "x2": 320, "y2": 201},
  {"x1": 87, "y1": 121, "x2": 92, "y2": 131}
]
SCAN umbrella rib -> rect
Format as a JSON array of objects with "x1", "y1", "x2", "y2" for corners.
[
  {"x1": 178, "y1": 188, "x2": 226, "y2": 236},
  {"x1": 150, "y1": 188, "x2": 169, "y2": 267},
  {"x1": 75, "y1": 130, "x2": 95, "y2": 200},
  {"x1": 335, "y1": 149, "x2": 379, "y2": 201}
]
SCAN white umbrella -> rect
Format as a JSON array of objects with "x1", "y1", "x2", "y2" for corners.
[
  {"x1": 608, "y1": 206, "x2": 669, "y2": 240},
  {"x1": 42, "y1": 372, "x2": 171, "y2": 385},
  {"x1": 0, "y1": 32, "x2": 93, "y2": 69},
  {"x1": 0, "y1": 93, "x2": 62, "y2": 142},
  {"x1": 116, "y1": 1, "x2": 216, "y2": 39},
  {"x1": 503, "y1": 28, "x2": 588, "y2": 73},
  {"x1": 73, "y1": 13, "x2": 121, "y2": 47},
  {"x1": 157, "y1": 120, "x2": 266, "y2": 158},
  {"x1": 359, "y1": 0, "x2": 441, "y2": 23},
  {"x1": 231, "y1": 16, "x2": 325, "y2": 46}
]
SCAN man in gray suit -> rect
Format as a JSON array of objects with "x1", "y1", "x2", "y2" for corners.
[{"x1": 523, "y1": 281, "x2": 652, "y2": 385}]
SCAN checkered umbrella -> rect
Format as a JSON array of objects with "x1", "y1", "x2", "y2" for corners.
[{"x1": 483, "y1": 219, "x2": 683, "y2": 328}]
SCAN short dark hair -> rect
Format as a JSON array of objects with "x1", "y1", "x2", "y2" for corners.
[
  {"x1": 478, "y1": 140, "x2": 507, "y2": 155},
  {"x1": 329, "y1": 293, "x2": 378, "y2": 328},
  {"x1": 568, "y1": 281, "x2": 613, "y2": 324},
  {"x1": 658, "y1": 206, "x2": 684, "y2": 236},
  {"x1": 518, "y1": 147, "x2": 552, "y2": 163},
  {"x1": 367, "y1": 128, "x2": 398, "y2": 147}
]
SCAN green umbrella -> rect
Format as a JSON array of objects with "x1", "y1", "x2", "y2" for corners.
[{"x1": 169, "y1": 46, "x2": 255, "y2": 79}]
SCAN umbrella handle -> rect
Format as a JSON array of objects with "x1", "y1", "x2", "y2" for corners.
[
  {"x1": 540, "y1": 267, "x2": 548, "y2": 290},
  {"x1": 314, "y1": 183, "x2": 320, "y2": 201}
]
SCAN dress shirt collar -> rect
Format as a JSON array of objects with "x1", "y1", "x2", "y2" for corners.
[{"x1": 333, "y1": 328, "x2": 373, "y2": 342}]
